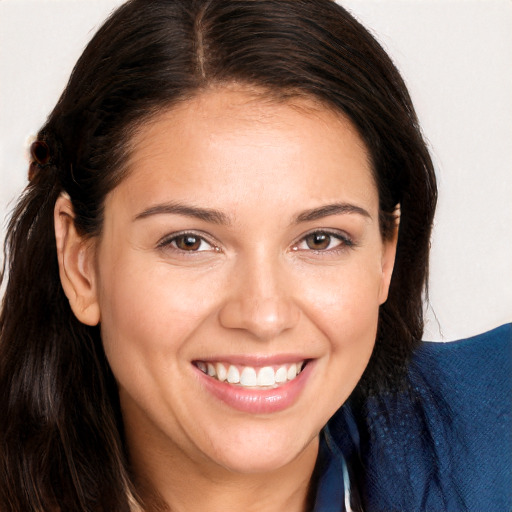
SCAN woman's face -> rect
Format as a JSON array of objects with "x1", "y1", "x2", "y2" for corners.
[{"x1": 91, "y1": 88, "x2": 396, "y2": 474}]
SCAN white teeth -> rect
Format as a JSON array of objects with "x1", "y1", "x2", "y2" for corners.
[
  {"x1": 196, "y1": 360, "x2": 306, "y2": 387},
  {"x1": 226, "y1": 365, "x2": 240, "y2": 384},
  {"x1": 207, "y1": 363, "x2": 216, "y2": 377},
  {"x1": 216, "y1": 363, "x2": 227, "y2": 382},
  {"x1": 257, "y1": 366, "x2": 275, "y2": 386},
  {"x1": 240, "y1": 367, "x2": 257, "y2": 386},
  {"x1": 287, "y1": 363, "x2": 298, "y2": 380},
  {"x1": 275, "y1": 365, "x2": 287, "y2": 383}
]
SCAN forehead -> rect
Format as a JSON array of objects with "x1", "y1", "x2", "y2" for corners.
[
  {"x1": 130, "y1": 86, "x2": 370, "y2": 157},
  {"x1": 112, "y1": 87, "x2": 377, "y2": 219}
]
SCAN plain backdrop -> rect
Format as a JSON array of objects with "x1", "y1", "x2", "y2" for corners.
[{"x1": 1, "y1": 0, "x2": 511, "y2": 341}]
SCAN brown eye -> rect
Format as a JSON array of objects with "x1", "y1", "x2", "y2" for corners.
[
  {"x1": 304, "y1": 232, "x2": 332, "y2": 250},
  {"x1": 158, "y1": 232, "x2": 218, "y2": 254},
  {"x1": 293, "y1": 230, "x2": 352, "y2": 253},
  {"x1": 175, "y1": 235, "x2": 202, "y2": 251}
]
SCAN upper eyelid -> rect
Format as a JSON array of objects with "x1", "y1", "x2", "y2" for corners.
[
  {"x1": 157, "y1": 230, "x2": 219, "y2": 249},
  {"x1": 293, "y1": 228, "x2": 353, "y2": 246},
  {"x1": 155, "y1": 228, "x2": 354, "y2": 252}
]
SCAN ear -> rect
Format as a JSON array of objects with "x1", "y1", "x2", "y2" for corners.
[
  {"x1": 378, "y1": 204, "x2": 400, "y2": 305},
  {"x1": 54, "y1": 193, "x2": 101, "y2": 325}
]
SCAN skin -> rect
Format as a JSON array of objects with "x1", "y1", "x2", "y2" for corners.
[{"x1": 55, "y1": 87, "x2": 398, "y2": 511}]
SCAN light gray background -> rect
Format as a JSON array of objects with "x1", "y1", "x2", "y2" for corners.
[{"x1": 1, "y1": 0, "x2": 511, "y2": 341}]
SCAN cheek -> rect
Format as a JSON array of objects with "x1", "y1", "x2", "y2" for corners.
[
  {"x1": 308, "y1": 263, "x2": 382, "y2": 403},
  {"x1": 299, "y1": 257, "x2": 383, "y2": 346},
  {"x1": 96, "y1": 255, "x2": 218, "y2": 378}
]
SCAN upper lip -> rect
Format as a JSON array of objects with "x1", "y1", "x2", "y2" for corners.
[{"x1": 192, "y1": 354, "x2": 313, "y2": 367}]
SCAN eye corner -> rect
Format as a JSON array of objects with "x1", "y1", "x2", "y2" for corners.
[
  {"x1": 156, "y1": 230, "x2": 221, "y2": 255},
  {"x1": 290, "y1": 229, "x2": 356, "y2": 255}
]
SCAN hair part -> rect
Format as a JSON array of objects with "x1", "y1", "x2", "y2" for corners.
[{"x1": 0, "y1": 0, "x2": 436, "y2": 509}]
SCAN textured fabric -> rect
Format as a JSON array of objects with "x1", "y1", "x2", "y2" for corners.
[
  {"x1": 312, "y1": 432, "x2": 347, "y2": 512},
  {"x1": 315, "y1": 323, "x2": 512, "y2": 512}
]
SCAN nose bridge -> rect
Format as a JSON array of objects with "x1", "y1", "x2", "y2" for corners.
[{"x1": 218, "y1": 249, "x2": 300, "y2": 339}]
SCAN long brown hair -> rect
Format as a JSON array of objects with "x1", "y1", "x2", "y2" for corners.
[{"x1": 0, "y1": 0, "x2": 436, "y2": 509}]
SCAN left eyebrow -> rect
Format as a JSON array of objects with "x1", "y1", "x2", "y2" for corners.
[
  {"x1": 293, "y1": 202, "x2": 371, "y2": 224},
  {"x1": 133, "y1": 201, "x2": 231, "y2": 225}
]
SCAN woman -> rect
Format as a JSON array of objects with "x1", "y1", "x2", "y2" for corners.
[{"x1": 0, "y1": 1, "x2": 509, "y2": 510}]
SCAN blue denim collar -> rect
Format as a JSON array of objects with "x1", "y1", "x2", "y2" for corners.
[{"x1": 311, "y1": 428, "x2": 348, "y2": 512}]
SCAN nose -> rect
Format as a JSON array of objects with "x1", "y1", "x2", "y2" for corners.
[{"x1": 218, "y1": 259, "x2": 300, "y2": 341}]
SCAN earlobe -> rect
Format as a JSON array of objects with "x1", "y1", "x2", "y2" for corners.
[
  {"x1": 379, "y1": 204, "x2": 400, "y2": 304},
  {"x1": 54, "y1": 193, "x2": 101, "y2": 326}
]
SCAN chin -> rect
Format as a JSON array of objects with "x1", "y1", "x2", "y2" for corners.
[{"x1": 204, "y1": 422, "x2": 318, "y2": 475}]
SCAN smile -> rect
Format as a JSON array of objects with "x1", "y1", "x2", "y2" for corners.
[
  {"x1": 194, "y1": 361, "x2": 306, "y2": 389},
  {"x1": 193, "y1": 358, "x2": 314, "y2": 414}
]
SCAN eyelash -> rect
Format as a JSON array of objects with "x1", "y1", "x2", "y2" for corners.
[
  {"x1": 291, "y1": 229, "x2": 355, "y2": 254},
  {"x1": 157, "y1": 231, "x2": 219, "y2": 254},
  {"x1": 157, "y1": 229, "x2": 354, "y2": 256}
]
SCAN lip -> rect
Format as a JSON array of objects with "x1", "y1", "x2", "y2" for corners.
[
  {"x1": 194, "y1": 359, "x2": 314, "y2": 414},
  {"x1": 195, "y1": 353, "x2": 309, "y2": 367}
]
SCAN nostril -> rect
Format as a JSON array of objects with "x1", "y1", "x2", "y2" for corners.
[{"x1": 218, "y1": 297, "x2": 300, "y2": 339}]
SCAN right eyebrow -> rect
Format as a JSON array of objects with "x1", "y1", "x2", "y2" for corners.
[
  {"x1": 293, "y1": 202, "x2": 372, "y2": 224},
  {"x1": 133, "y1": 201, "x2": 231, "y2": 225}
]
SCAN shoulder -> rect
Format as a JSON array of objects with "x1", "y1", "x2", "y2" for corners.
[
  {"x1": 411, "y1": 323, "x2": 511, "y2": 428},
  {"x1": 328, "y1": 324, "x2": 512, "y2": 512},
  {"x1": 411, "y1": 323, "x2": 511, "y2": 456},
  {"x1": 410, "y1": 323, "x2": 512, "y2": 510},
  {"x1": 414, "y1": 322, "x2": 511, "y2": 378}
]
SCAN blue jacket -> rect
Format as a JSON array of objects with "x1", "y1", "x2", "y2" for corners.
[{"x1": 313, "y1": 323, "x2": 512, "y2": 511}]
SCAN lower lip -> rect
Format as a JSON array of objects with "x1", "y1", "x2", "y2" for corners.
[{"x1": 195, "y1": 362, "x2": 314, "y2": 414}]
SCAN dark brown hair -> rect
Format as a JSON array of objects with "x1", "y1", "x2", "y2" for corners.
[{"x1": 0, "y1": 0, "x2": 436, "y2": 509}]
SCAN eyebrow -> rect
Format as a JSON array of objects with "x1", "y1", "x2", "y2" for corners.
[
  {"x1": 133, "y1": 202, "x2": 231, "y2": 225},
  {"x1": 294, "y1": 202, "x2": 371, "y2": 223},
  {"x1": 133, "y1": 200, "x2": 370, "y2": 225}
]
